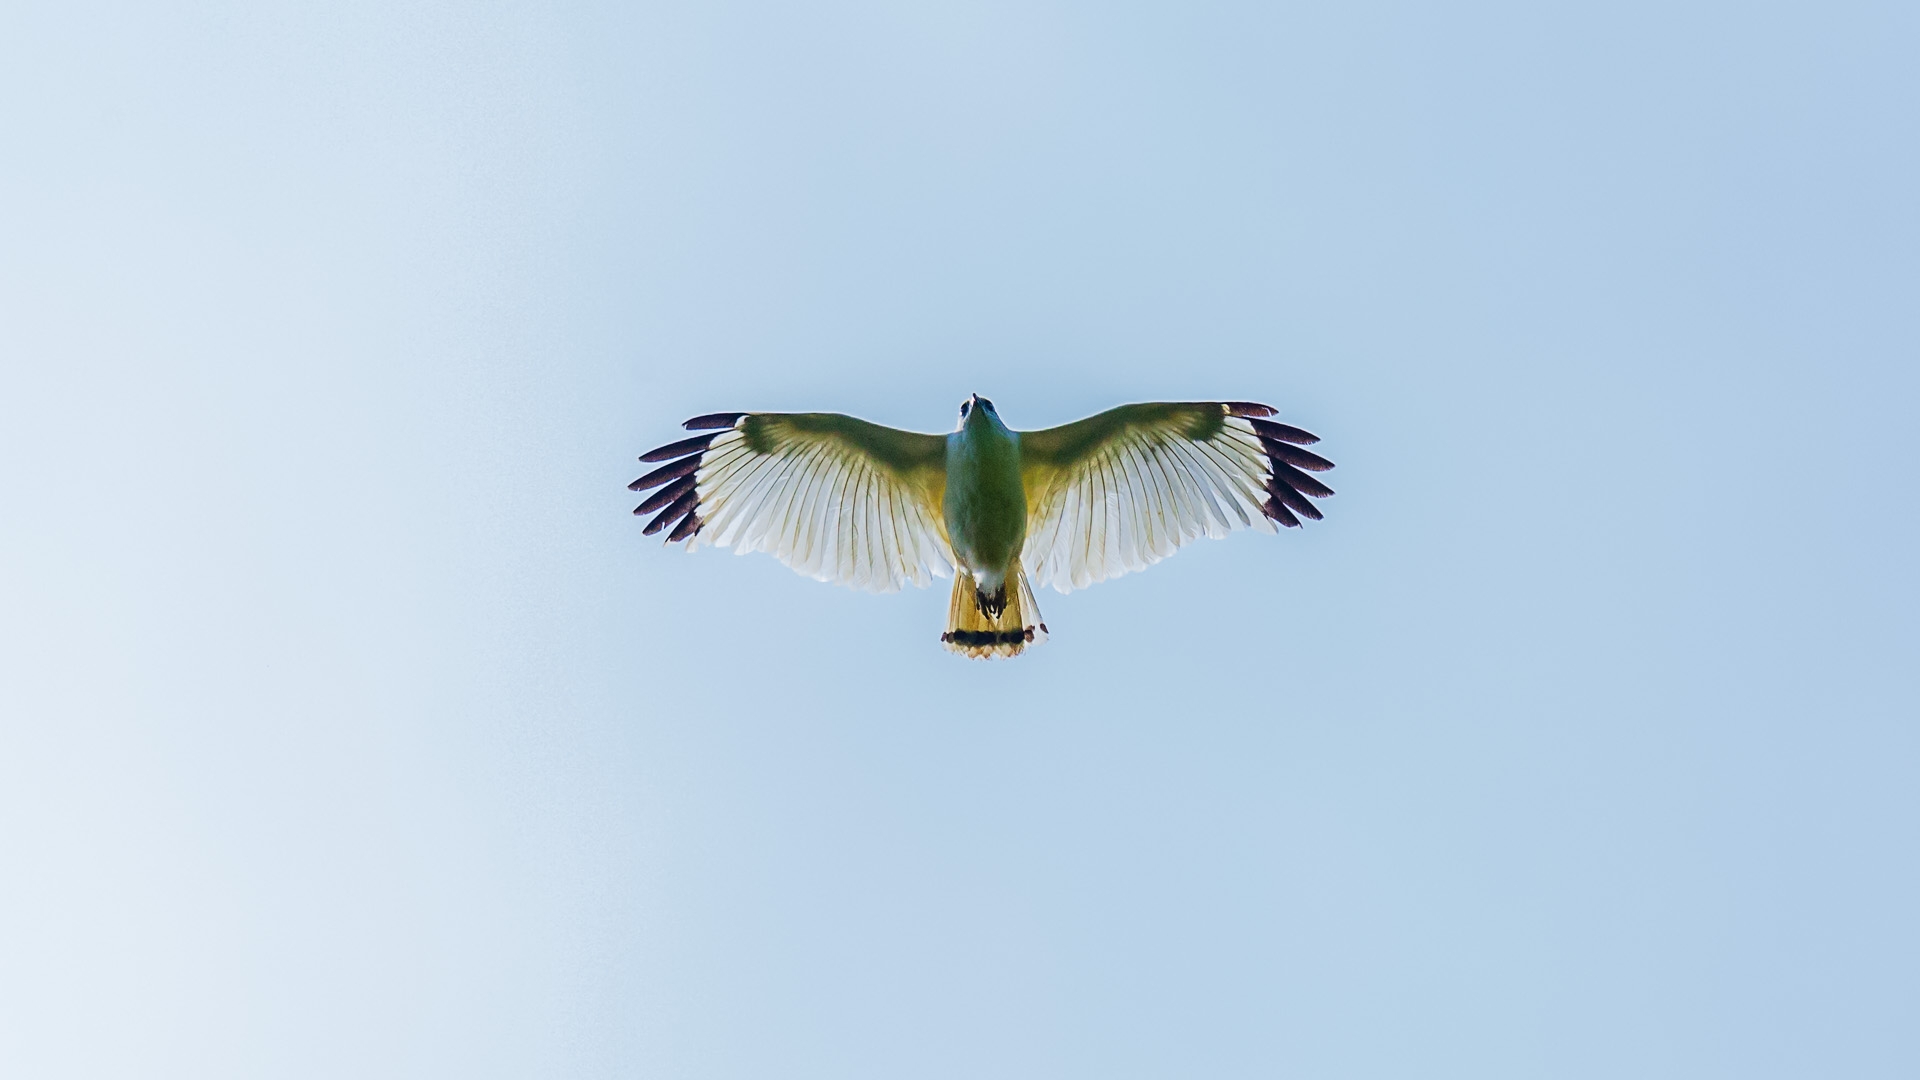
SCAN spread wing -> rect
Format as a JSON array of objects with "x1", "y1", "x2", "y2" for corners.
[
  {"x1": 1017, "y1": 401, "x2": 1334, "y2": 593},
  {"x1": 631, "y1": 412, "x2": 953, "y2": 592}
]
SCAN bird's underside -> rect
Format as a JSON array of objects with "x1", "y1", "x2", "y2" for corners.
[{"x1": 631, "y1": 399, "x2": 1334, "y2": 658}]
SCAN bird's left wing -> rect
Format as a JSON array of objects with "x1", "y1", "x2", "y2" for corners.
[
  {"x1": 1018, "y1": 401, "x2": 1334, "y2": 593},
  {"x1": 631, "y1": 412, "x2": 953, "y2": 592}
]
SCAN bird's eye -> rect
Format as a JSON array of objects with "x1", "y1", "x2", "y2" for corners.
[{"x1": 960, "y1": 402, "x2": 971, "y2": 416}]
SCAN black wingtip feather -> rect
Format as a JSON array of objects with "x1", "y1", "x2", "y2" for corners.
[
  {"x1": 1224, "y1": 401, "x2": 1277, "y2": 418},
  {"x1": 1263, "y1": 497, "x2": 1302, "y2": 527},
  {"x1": 639, "y1": 432, "x2": 718, "y2": 463},
  {"x1": 1271, "y1": 460, "x2": 1335, "y2": 500},
  {"x1": 1268, "y1": 478, "x2": 1324, "y2": 520},
  {"x1": 683, "y1": 412, "x2": 746, "y2": 431},
  {"x1": 1248, "y1": 418, "x2": 1320, "y2": 445},
  {"x1": 635, "y1": 474, "x2": 696, "y2": 515},
  {"x1": 642, "y1": 487, "x2": 699, "y2": 535},
  {"x1": 1266, "y1": 442, "x2": 1335, "y2": 473},
  {"x1": 629, "y1": 455, "x2": 701, "y2": 491},
  {"x1": 665, "y1": 509, "x2": 702, "y2": 542}
]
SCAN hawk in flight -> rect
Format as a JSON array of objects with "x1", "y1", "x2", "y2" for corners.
[{"x1": 632, "y1": 398, "x2": 1334, "y2": 658}]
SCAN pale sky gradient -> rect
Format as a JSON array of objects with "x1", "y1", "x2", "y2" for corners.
[{"x1": 3, "y1": 2, "x2": 1916, "y2": 1077}]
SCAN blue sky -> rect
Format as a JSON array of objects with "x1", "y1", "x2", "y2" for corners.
[{"x1": 2, "y1": 1, "x2": 1916, "y2": 1077}]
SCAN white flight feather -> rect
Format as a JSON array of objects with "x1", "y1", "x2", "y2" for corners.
[
  {"x1": 1023, "y1": 414, "x2": 1280, "y2": 594},
  {"x1": 686, "y1": 425, "x2": 951, "y2": 592}
]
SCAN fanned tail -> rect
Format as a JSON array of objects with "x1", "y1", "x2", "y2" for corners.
[{"x1": 942, "y1": 558, "x2": 1049, "y2": 659}]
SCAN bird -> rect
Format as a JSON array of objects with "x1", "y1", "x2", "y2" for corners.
[{"x1": 631, "y1": 397, "x2": 1334, "y2": 658}]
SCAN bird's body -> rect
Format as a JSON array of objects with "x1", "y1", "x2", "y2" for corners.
[
  {"x1": 943, "y1": 399, "x2": 1026, "y2": 605},
  {"x1": 632, "y1": 395, "x2": 1334, "y2": 658}
]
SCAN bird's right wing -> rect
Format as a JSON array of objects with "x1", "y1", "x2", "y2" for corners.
[
  {"x1": 631, "y1": 412, "x2": 953, "y2": 592},
  {"x1": 1017, "y1": 401, "x2": 1334, "y2": 593}
]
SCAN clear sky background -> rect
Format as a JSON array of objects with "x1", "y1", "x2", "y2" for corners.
[{"x1": 3, "y1": 1, "x2": 1916, "y2": 1077}]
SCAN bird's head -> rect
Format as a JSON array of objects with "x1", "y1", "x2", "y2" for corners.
[{"x1": 958, "y1": 393, "x2": 998, "y2": 430}]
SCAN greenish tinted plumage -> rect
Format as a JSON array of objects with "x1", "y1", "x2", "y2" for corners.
[
  {"x1": 942, "y1": 396, "x2": 1027, "y2": 610},
  {"x1": 633, "y1": 395, "x2": 1335, "y2": 658}
]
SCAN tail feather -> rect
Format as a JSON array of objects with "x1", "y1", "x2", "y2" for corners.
[{"x1": 942, "y1": 558, "x2": 1048, "y2": 659}]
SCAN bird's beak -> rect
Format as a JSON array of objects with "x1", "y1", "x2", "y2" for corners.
[{"x1": 969, "y1": 393, "x2": 979, "y2": 406}]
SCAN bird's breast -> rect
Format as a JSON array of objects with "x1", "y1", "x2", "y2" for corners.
[{"x1": 943, "y1": 431, "x2": 1027, "y2": 574}]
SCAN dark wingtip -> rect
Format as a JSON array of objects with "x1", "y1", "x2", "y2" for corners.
[
  {"x1": 1241, "y1": 416, "x2": 1332, "y2": 529},
  {"x1": 665, "y1": 509, "x2": 702, "y2": 542},
  {"x1": 1248, "y1": 417, "x2": 1320, "y2": 445},
  {"x1": 1224, "y1": 401, "x2": 1277, "y2": 418},
  {"x1": 642, "y1": 487, "x2": 699, "y2": 535},
  {"x1": 1266, "y1": 442, "x2": 1336, "y2": 473},
  {"x1": 683, "y1": 412, "x2": 746, "y2": 431},
  {"x1": 1271, "y1": 461, "x2": 1335, "y2": 500},
  {"x1": 1263, "y1": 497, "x2": 1302, "y2": 527},
  {"x1": 1268, "y1": 475, "x2": 1326, "y2": 519},
  {"x1": 628, "y1": 455, "x2": 701, "y2": 491},
  {"x1": 639, "y1": 432, "x2": 718, "y2": 463},
  {"x1": 635, "y1": 474, "x2": 696, "y2": 515}
]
